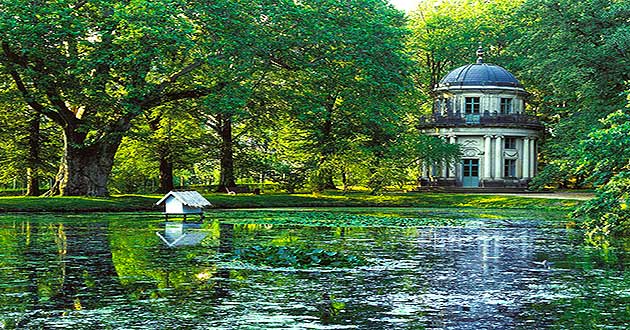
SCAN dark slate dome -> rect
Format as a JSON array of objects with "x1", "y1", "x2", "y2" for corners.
[{"x1": 438, "y1": 63, "x2": 522, "y2": 88}]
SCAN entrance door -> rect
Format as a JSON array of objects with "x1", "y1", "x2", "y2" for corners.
[{"x1": 462, "y1": 159, "x2": 479, "y2": 187}]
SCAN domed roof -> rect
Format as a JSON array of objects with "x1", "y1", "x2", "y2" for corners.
[
  {"x1": 436, "y1": 45, "x2": 523, "y2": 89},
  {"x1": 438, "y1": 63, "x2": 522, "y2": 88}
]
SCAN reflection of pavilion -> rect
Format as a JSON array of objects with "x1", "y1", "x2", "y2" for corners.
[
  {"x1": 407, "y1": 227, "x2": 543, "y2": 328},
  {"x1": 156, "y1": 222, "x2": 207, "y2": 248}
]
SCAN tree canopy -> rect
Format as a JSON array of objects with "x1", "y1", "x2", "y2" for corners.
[
  {"x1": 0, "y1": 0, "x2": 259, "y2": 195},
  {"x1": 0, "y1": 0, "x2": 629, "y2": 235}
]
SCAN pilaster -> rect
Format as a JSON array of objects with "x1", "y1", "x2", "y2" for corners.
[
  {"x1": 494, "y1": 135, "x2": 503, "y2": 179},
  {"x1": 483, "y1": 135, "x2": 492, "y2": 179},
  {"x1": 522, "y1": 137, "x2": 530, "y2": 179}
]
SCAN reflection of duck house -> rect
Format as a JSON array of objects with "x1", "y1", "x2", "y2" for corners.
[
  {"x1": 155, "y1": 191, "x2": 212, "y2": 220},
  {"x1": 156, "y1": 222, "x2": 207, "y2": 248}
]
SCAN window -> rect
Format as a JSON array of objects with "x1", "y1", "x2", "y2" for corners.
[
  {"x1": 500, "y1": 98, "x2": 512, "y2": 114},
  {"x1": 436, "y1": 98, "x2": 452, "y2": 115},
  {"x1": 504, "y1": 159, "x2": 516, "y2": 178},
  {"x1": 504, "y1": 137, "x2": 516, "y2": 149},
  {"x1": 465, "y1": 97, "x2": 480, "y2": 114},
  {"x1": 463, "y1": 159, "x2": 479, "y2": 177}
]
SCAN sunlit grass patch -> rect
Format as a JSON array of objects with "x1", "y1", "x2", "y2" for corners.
[
  {"x1": 476, "y1": 213, "x2": 505, "y2": 219},
  {"x1": 0, "y1": 191, "x2": 582, "y2": 215}
]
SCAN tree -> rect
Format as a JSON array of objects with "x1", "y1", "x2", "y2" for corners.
[
  {"x1": 185, "y1": 0, "x2": 306, "y2": 192},
  {"x1": 572, "y1": 93, "x2": 630, "y2": 237},
  {"x1": 110, "y1": 103, "x2": 214, "y2": 194},
  {"x1": 0, "y1": 0, "x2": 260, "y2": 196},
  {"x1": 0, "y1": 81, "x2": 61, "y2": 195},
  {"x1": 365, "y1": 134, "x2": 461, "y2": 194},
  {"x1": 512, "y1": 0, "x2": 630, "y2": 189},
  {"x1": 279, "y1": 0, "x2": 413, "y2": 191},
  {"x1": 407, "y1": 0, "x2": 523, "y2": 112},
  {"x1": 140, "y1": 101, "x2": 216, "y2": 193}
]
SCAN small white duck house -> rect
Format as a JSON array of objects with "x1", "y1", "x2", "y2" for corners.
[{"x1": 156, "y1": 191, "x2": 212, "y2": 216}]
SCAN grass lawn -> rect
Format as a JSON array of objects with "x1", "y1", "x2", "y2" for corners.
[{"x1": 0, "y1": 191, "x2": 582, "y2": 213}]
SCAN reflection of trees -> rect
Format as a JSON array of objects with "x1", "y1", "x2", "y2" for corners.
[
  {"x1": 109, "y1": 221, "x2": 215, "y2": 301},
  {"x1": 48, "y1": 222, "x2": 127, "y2": 312},
  {"x1": 107, "y1": 220, "x2": 236, "y2": 303},
  {"x1": 0, "y1": 220, "x2": 128, "y2": 326},
  {"x1": 0, "y1": 222, "x2": 35, "y2": 325},
  {"x1": 214, "y1": 223, "x2": 234, "y2": 298},
  {"x1": 24, "y1": 222, "x2": 40, "y2": 311}
]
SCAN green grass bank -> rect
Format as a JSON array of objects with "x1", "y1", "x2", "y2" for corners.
[{"x1": 0, "y1": 191, "x2": 583, "y2": 213}]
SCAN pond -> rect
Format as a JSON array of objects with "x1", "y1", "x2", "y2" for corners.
[{"x1": 0, "y1": 208, "x2": 628, "y2": 329}]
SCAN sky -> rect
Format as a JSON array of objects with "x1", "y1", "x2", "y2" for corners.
[{"x1": 389, "y1": 0, "x2": 421, "y2": 12}]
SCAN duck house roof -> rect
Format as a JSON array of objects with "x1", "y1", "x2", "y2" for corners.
[{"x1": 155, "y1": 191, "x2": 212, "y2": 208}]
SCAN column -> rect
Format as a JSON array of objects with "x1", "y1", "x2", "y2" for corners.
[
  {"x1": 483, "y1": 135, "x2": 492, "y2": 179},
  {"x1": 438, "y1": 135, "x2": 447, "y2": 178},
  {"x1": 494, "y1": 135, "x2": 503, "y2": 179},
  {"x1": 441, "y1": 161, "x2": 448, "y2": 178},
  {"x1": 529, "y1": 137, "x2": 536, "y2": 178},
  {"x1": 522, "y1": 137, "x2": 530, "y2": 179},
  {"x1": 421, "y1": 163, "x2": 429, "y2": 179},
  {"x1": 449, "y1": 135, "x2": 457, "y2": 179}
]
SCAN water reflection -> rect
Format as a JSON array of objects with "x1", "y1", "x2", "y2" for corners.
[
  {"x1": 0, "y1": 213, "x2": 628, "y2": 329},
  {"x1": 156, "y1": 222, "x2": 208, "y2": 248}
]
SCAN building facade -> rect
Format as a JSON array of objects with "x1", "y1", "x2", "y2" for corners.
[{"x1": 418, "y1": 47, "x2": 543, "y2": 188}]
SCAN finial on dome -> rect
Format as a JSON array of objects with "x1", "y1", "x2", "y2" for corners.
[{"x1": 476, "y1": 43, "x2": 484, "y2": 64}]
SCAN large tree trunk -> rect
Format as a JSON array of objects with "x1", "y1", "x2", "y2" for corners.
[
  {"x1": 158, "y1": 153, "x2": 174, "y2": 193},
  {"x1": 315, "y1": 162, "x2": 337, "y2": 191},
  {"x1": 26, "y1": 114, "x2": 41, "y2": 196},
  {"x1": 217, "y1": 113, "x2": 236, "y2": 191},
  {"x1": 314, "y1": 101, "x2": 337, "y2": 191},
  {"x1": 147, "y1": 115, "x2": 175, "y2": 194},
  {"x1": 59, "y1": 130, "x2": 122, "y2": 196}
]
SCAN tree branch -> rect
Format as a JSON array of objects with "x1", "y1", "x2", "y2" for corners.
[
  {"x1": 73, "y1": 0, "x2": 88, "y2": 11},
  {"x1": 139, "y1": 82, "x2": 228, "y2": 110},
  {"x1": 147, "y1": 60, "x2": 205, "y2": 98},
  {"x1": 2, "y1": 41, "x2": 81, "y2": 128},
  {"x1": 6, "y1": 68, "x2": 63, "y2": 124}
]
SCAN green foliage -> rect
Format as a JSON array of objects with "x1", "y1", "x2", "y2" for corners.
[
  {"x1": 274, "y1": 0, "x2": 413, "y2": 190},
  {"x1": 572, "y1": 101, "x2": 630, "y2": 236},
  {"x1": 0, "y1": 0, "x2": 274, "y2": 195},
  {"x1": 511, "y1": 0, "x2": 630, "y2": 189},
  {"x1": 248, "y1": 121, "x2": 317, "y2": 193},
  {"x1": 231, "y1": 245, "x2": 369, "y2": 268},
  {"x1": 110, "y1": 103, "x2": 217, "y2": 193},
  {"x1": 0, "y1": 83, "x2": 62, "y2": 190},
  {"x1": 407, "y1": 0, "x2": 523, "y2": 112},
  {"x1": 365, "y1": 134, "x2": 461, "y2": 194}
]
